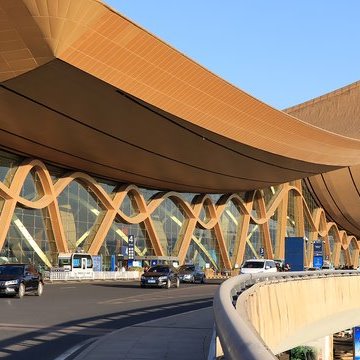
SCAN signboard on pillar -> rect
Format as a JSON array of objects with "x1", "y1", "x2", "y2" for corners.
[
  {"x1": 354, "y1": 326, "x2": 360, "y2": 360},
  {"x1": 313, "y1": 241, "x2": 323, "y2": 255},
  {"x1": 110, "y1": 254, "x2": 116, "y2": 271},
  {"x1": 128, "y1": 235, "x2": 135, "y2": 260},
  {"x1": 313, "y1": 240, "x2": 323, "y2": 269},
  {"x1": 285, "y1": 237, "x2": 304, "y2": 271},
  {"x1": 92, "y1": 255, "x2": 102, "y2": 272},
  {"x1": 313, "y1": 255, "x2": 323, "y2": 269}
]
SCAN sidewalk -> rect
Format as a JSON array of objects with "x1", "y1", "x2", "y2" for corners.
[{"x1": 74, "y1": 306, "x2": 214, "y2": 360}]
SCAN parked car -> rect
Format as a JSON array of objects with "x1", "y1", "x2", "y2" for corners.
[
  {"x1": 0, "y1": 264, "x2": 44, "y2": 298},
  {"x1": 240, "y1": 259, "x2": 277, "y2": 274},
  {"x1": 178, "y1": 264, "x2": 205, "y2": 283},
  {"x1": 140, "y1": 264, "x2": 180, "y2": 288}
]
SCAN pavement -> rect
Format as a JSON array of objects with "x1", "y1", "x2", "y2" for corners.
[{"x1": 73, "y1": 306, "x2": 215, "y2": 360}]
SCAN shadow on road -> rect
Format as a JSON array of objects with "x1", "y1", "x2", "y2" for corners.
[
  {"x1": 0, "y1": 296, "x2": 213, "y2": 359},
  {"x1": 89, "y1": 280, "x2": 223, "y2": 289}
]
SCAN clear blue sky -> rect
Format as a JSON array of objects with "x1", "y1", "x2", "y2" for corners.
[{"x1": 104, "y1": 0, "x2": 360, "y2": 110}]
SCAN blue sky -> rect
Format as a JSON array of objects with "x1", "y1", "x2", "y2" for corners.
[{"x1": 104, "y1": 1, "x2": 360, "y2": 110}]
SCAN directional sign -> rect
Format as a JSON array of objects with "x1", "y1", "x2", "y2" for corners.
[
  {"x1": 313, "y1": 241, "x2": 323, "y2": 256},
  {"x1": 128, "y1": 235, "x2": 135, "y2": 260}
]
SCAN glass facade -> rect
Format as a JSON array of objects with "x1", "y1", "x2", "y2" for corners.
[{"x1": 0, "y1": 149, "x2": 358, "y2": 271}]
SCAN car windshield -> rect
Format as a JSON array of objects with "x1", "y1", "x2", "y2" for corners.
[
  {"x1": 242, "y1": 261, "x2": 264, "y2": 269},
  {"x1": 148, "y1": 266, "x2": 169, "y2": 273},
  {"x1": 0, "y1": 265, "x2": 24, "y2": 276},
  {"x1": 178, "y1": 265, "x2": 194, "y2": 271}
]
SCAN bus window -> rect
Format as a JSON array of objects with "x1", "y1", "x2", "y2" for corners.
[
  {"x1": 86, "y1": 256, "x2": 93, "y2": 268},
  {"x1": 72, "y1": 255, "x2": 81, "y2": 269}
]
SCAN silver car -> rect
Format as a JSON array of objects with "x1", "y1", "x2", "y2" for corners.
[{"x1": 178, "y1": 264, "x2": 205, "y2": 283}]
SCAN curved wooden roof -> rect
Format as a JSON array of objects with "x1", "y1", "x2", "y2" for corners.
[
  {"x1": 1, "y1": 0, "x2": 360, "y2": 193},
  {"x1": 286, "y1": 82, "x2": 360, "y2": 237}
]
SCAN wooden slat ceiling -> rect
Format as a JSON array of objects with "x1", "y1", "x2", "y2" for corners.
[{"x1": 1, "y1": 0, "x2": 360, "y2": 194}]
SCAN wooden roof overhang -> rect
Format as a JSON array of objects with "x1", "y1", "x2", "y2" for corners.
[
  {"x1": 1, "y1": 0, "x2": 360, "y2": 193},
  {"x1": 286, "y1": 82, "x2": 360, "y2": 237}
]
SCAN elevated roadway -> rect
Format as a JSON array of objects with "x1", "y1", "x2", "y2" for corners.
[{"x1": 214, "y1": 270, "x2": 360, "y2": 359}]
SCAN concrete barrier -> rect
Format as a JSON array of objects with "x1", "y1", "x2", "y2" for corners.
[{"x1": 212, "y1": 270, "x2": 360, "y2": 360}]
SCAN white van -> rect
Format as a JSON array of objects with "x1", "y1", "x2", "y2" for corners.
[{"x1": 240, "y1": 259, "x2": 277, "y2": 274}]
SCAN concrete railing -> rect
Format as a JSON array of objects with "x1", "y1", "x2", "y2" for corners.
[{"x1": 212, "y1": 270, "x2": 360, "y2": 360}]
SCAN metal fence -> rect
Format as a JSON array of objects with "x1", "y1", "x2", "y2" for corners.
[
  {"x1": 211, "y1": 270, "x2": 360, "y2": 360},
  {"x1": 45, "y1": 270, "x2": 141, "y2": 281}
]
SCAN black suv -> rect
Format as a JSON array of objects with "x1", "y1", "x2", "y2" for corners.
[
  {"x1": 140, "y1": 264, "x2": 179, "y2": 288},
  {"x1": 0, "y1": 264, "x2": 44, "y2": 298}
]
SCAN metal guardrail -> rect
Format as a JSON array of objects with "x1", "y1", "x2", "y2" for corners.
[
  {"x1": 45, "y1": 270, "x2": 140, "y2": 281},
  {"x1": 212, "y1": 270, "x2": 360, "y2": 360}
]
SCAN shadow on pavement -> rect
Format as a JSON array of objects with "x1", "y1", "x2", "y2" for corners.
[{"x1": 0, "y1": 296, "x2": 213, "y2": 360}]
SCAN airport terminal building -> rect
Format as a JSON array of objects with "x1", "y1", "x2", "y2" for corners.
[{"x1": 0, "y1": 0, "x2": 359, "y2": 270}]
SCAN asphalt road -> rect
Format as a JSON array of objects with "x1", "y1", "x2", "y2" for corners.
[{"x1": 0, "y1": 280, "x2": 219, "y2": 359}]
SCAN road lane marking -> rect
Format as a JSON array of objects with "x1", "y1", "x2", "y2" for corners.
[
  {"x1": 98, "y1": 292, "x2": 211, "y2": 305},
  {"x1": 53, "y1": 337, "x2": 97, "y2": 360}
]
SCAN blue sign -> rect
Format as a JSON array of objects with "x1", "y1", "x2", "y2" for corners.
[
  {"x1": 121, "y1": 246, "x2": 128, "y2": 256},
  {"x1": 110, "y1": 254, "x2": 116, "y2": 271},
  {"x1": 313, "y1": 255, "x2": 323, "y2": 269},
  {"x1": 151, "y1": 260, "x2": 158, "y2": 266},
  {"x1": 93, "y1": 255, "x2": 102, "y2": 272},
  {"x1": 313, "y1": 241, "x2": 323, "y2": 256},
  {"x1": 354, "y1": 326, "x2": 360, "y2": 360},
  {"x1": 285, "y1": 237, "x2": 304, "y2": 271}
]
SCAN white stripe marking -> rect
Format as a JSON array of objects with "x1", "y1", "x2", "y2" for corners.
[{"x1": 53, "y1": 337, "x2": 97, "y2": 360}]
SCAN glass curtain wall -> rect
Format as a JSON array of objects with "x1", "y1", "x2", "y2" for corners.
[{"x1": 0, "y1": 148, "x2": 359, "y2": 270}]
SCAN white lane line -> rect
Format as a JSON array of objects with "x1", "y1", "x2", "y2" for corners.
[{"x1": 53, "y1": 337, "x2": 97, "y2": 360}]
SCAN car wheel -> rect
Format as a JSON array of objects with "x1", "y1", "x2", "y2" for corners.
[
  {"x1": 175, "y1": 278, "x2": 180, "y2": 288},
  {"x1": 201, "y1": 276, "x2": 205, "y2": 284},
  {"x1": 17, "y1": 283, "x2": 25, "y2": 299},
  {"x1": 166, "y1": 279, "x2": 171, "y2": 289},
  {"x1": 36, "y1": 282, "x2": 44, "y2": 296}
]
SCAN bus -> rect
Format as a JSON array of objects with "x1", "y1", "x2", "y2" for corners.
[{"x1": 58, "y1": 253, "x2": 93, "y2": 273}]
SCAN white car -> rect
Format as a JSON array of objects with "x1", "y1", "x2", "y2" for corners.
[{"x1": 240, "y1": 259, "x2": 277, "y2": 274}]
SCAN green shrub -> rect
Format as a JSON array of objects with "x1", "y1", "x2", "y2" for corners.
[{"x1": 290, "y1": 346, "x2": 317, "y2": 360}]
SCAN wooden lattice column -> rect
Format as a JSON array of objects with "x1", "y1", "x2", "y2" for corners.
[{"x1": 275, "y1": 189, "x2": 288, "y2": 260}]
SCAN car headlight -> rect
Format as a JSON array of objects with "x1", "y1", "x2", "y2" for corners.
[
  {"x1": 158, "y1": 276, "x2": 167, "y2": 281},
  {"x1": 184, "y1": 274, "x2": 191, "y2": 278},
  {"x1": 5, "y1": 280, "x2": 18, "y2": 286}
]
